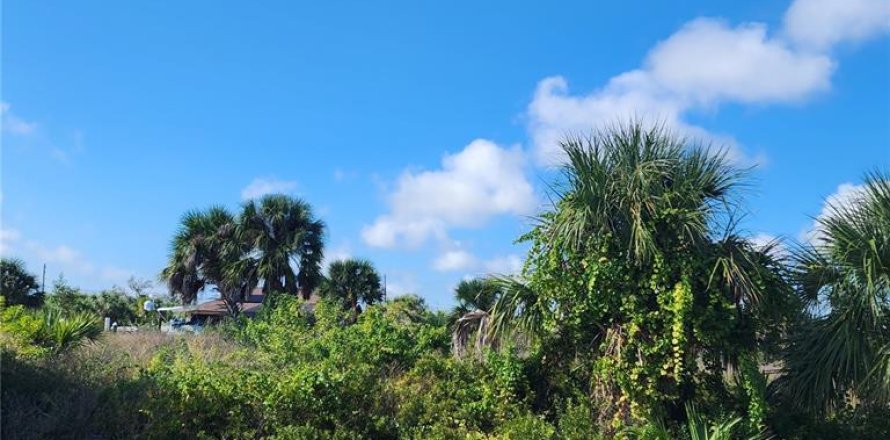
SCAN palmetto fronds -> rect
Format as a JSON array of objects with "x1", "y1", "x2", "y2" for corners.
[
  {"x1": 780, "y1": 169, "x2": 890, "y2": 413},
  {"x1": 550, "y1": 123, "x2": 743, "y2": 264},
  {"x1": 451, "y1": 276, "x2": 545, "y2": 358},
  {"x1": 684, "y1": 405, "x2": 770, "y2": 440},
  {"x1": 453, "y1": 278, "x2": 500, "y2": 316},
  {"x1": 452, "y1": 309, "x2": 494, "y2": 359},
  {"x1": 162, "y1": 206, "x2": 235, "y2": 305},
  {"x1": 239, "y1": 195, "x2": 325, "y2": 298}
]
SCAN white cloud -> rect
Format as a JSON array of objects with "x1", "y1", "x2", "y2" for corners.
[
  {"x1": 0, "y1": 102, "x2": 37, "y2": 135},
  {"x1": 383, "y1": 274, "x2": 419, "y2": 297},
  {"x1": 483, "y1": 254, "x2": 524, "y2": 275},
  {"x1": 800, "y1": 182, "x2": 868, "y2": 244},
  {"x1": 433, "y1": 249, "x2": 477, "y2": 272},
  {"x1": 646, "y1": 18, "x2": 833, "y2": 105},
  {"x1": 784, "y1": 0, "x2": 890, "y2": 50},
  {"x1": 241, "y1": 177, "x2": 298, "y2": 200},
  {"x1": 0, "y1": 228, "x2": 21, "y2": 242},
  {"x1": 528, "y1": 74, "x2": 687, "y2": 165},
  {"x1": 432, "y1": 248, "x2": 524, "y2": 275},
  {"x1": 749, "y1": 233, "x2": 778, "y2": 250},
  {"x1": 526, "y1": 0, "x2": 886, "y2": 166},
  {"x1": 362, "y1": 139, "x2": 536, "y2": 248},
  {"x1": 820, "y1": 183, "x2": 868, "y2": 218}
]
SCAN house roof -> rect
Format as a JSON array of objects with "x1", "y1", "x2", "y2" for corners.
[
  {"x1": 157, "y1": 289, "x2": 323, "y2": 317},
  {"x1": 190, "y1": 299, "x2": 263, "y2": 317},
  {"x1": 158, "y1": 290, "x2": 266, "y2": 317}
]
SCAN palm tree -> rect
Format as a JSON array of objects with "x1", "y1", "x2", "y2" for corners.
[
  {"x1": 450, "y1": 278, "x2": 502, "y2": 358},
  {"x1": 320, "y1": 258, "x2": 382, "y2": 314},
  {"x1": 161, "y1": 206, "x2": 253, "y2": 316},
  {"x1": 452, "y1": 276, "x2": 545, "y2": 358},
  {"x1": 457, "y1": 123, "x2": 779, "y2": 342},
  {"x1": 238, "y1": 194, "x2": 325, "y2": 299},
  {"x1": 453, "y1": 122, "x2": 794, "y2": 428},
  {"x1": 452, "y1": 278, "x2": 500, "y2": 318},
  {"x1": 780, "y1": 170, "x2": 890, "y2": 413}
]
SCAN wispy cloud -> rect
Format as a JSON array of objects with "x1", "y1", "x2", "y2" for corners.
[
  {"x1": 321, "y1": 241, "x2": 353, "y2": 270},
  {"x1": 333, "y1": 168, "x2": 359, "y2": 183},
  {"x1": 1, "y1": 102, "x2": 38, "y2": 135},
  {"x1": 241, "y1": 177, "x2": 298, "y2": 200},
  {"x1": 1, "y1": 226, "x2": 146, "y2": 291}
]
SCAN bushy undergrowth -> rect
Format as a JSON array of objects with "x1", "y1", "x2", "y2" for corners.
[
  {"x1": 2, "y1": 296, "x2": 558, "y2": 439},
  {"x1": 2, "y1": 294, "x2": 886, "y2": 439}
]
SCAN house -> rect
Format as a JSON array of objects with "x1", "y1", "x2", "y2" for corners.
[
  {"x1": 157, "y1": 288, "x2": 321, "y2": 332},
  {"x1": 157, "y1": 288, "x2": 265, "y2": 331}
]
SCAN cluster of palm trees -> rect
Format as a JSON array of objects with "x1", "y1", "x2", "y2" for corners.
[
  {"x1": 162, "y1": 195, "x2": 325, "y2": 317},
  {"x1": 162, "y1": 195, "x2": 388, "y2": 318}
]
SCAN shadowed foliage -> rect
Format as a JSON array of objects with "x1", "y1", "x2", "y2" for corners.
[{"x1": 1, "y1": 258, "x2": 44, "y2": 308}]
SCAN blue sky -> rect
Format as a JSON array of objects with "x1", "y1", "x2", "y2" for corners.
[{"x1": 2, "y1": 0, "x2": 888, "y2": 309}]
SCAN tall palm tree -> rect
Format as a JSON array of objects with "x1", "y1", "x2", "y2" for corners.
[
  {"x1": 320, "y1": 258, "x2": 382, "y2": 314},
  {"x1": 238, "y1": 194, "x2": 325, "y2": 299},
  {"x1": 161, "y1": 206, "x2": 254, "y2": 316},
  {"x1": 452, "y1": 122, "x2": 794, "y2": 429},
  {"x1": 781, "y1": 170, "x2": 890, "y2": 412},
  {"x1": 457, "y1": 123, "x2": 780, "y2": 345}
]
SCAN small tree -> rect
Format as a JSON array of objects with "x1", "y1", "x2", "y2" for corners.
[
  {"x1": 0, "y1": 258, "x2": 43, "y2": 308},
  {"x1": 44, "y1": 275, "x2": 90, "y2": 314}
]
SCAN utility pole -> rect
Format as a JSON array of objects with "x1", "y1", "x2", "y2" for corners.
[
  {"x1": 383, "y1": 274, "x2": 387, "y2": 302},
  {"x1": 42, "y1": 264, "x2": 46, "y2": 295}
]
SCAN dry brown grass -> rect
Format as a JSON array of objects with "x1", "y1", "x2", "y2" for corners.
[{"x1": 82, "y1": 330, "x2": 240, "y2": 367}]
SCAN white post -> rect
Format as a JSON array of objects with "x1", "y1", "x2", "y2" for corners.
[{"x1": 104, "y1": 317, "x2": 111, "y2": 332}]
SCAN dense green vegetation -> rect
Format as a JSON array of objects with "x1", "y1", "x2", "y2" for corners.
[{"x1": 2, "y1": 124, "x2": 887, "y2": 439}]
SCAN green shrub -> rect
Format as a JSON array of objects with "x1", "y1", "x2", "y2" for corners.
[
  {"x1": 1, "y1": 303, "x2": 102, "y2": 355},
  {"x1": 497, "y1": 413, "x2": 556, "y2": 439}
]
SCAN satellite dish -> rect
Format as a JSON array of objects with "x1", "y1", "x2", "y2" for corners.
[{"x1": 143, "y1": 300, "x2": 156, "y2": 312}]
